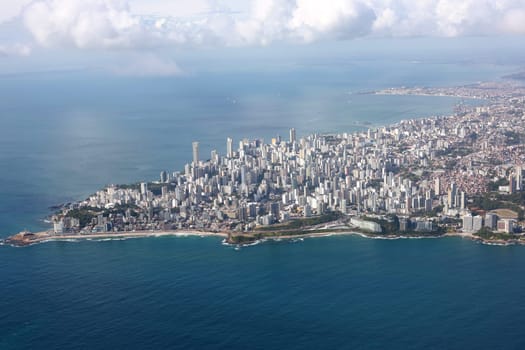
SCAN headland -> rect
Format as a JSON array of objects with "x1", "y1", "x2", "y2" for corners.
[{"x1": 4, "y1": 81, "x2": 525, "y2": 247}]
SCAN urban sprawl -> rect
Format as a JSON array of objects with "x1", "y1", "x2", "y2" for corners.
[{"x1": 49, "y1": 82, "x2": 525, "y2": 243}]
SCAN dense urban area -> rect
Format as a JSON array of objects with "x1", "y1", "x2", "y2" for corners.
[{"x1": 7, "y1": 82, "x2": 525, "y2": 245}]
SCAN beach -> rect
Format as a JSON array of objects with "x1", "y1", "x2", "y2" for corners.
[{"x1": 3, "y1": 230, "x2": 228, "y2": 247}]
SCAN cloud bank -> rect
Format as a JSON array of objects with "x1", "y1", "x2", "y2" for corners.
[
  {"x1": 4, "y1": 0, "x2": 523, "y2": 75},
  {"x1": 110, "y1": 53, "x2": 182, "y2": 76},
  {"x1": 0, "y1": 43, "x2": 31, "y2": 57},
  {"x1": 19, "y1": 0, "x2": 525, "y2": 51}
]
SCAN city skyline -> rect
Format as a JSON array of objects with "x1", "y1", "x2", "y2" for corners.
[
  {"x1": 3, "y1": 2, "x2": 525, "y2": 349},
  {"x1": 6, "y1": 81, "x2": 522, "y2": 247}
]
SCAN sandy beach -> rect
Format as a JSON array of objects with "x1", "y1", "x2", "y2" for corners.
[{"x1": 3, "y1": 229, "x2": 228, "y2": 246}]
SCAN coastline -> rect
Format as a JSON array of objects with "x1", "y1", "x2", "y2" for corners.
[
  {"x1": 2, "y1": 230, "x2": 228, "y2": 247},
  {"x1": 3, "y1": 227, "x2": 522, "y2": 248},
  {"x1": 7, "y1": 81, "x2": 523, "y2": 250}
]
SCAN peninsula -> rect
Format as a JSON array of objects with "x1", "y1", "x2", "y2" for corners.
[{"x1": 5, "y1": 81, "x2": 525, "y2": 247}]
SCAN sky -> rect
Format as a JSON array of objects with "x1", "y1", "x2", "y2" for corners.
[{"x1": 0, "y1": 0, "x2": 525, "y2": 75}]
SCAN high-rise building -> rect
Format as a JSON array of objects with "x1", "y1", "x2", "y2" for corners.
[
  {"x1": 472, "y1": 215, "x2": 483, "y2": 232},
  {"x1": 304, "y1": 204, "x2": 312, "y2": 217},
  {"x1": 485, "y1": 213, "x2": 497, "y2": 229},
  {"x1": 53, "y1": 221, "x2": 64, "y2": 234},
  {"x1": 434, "y1": 177, "x2": 440, "y2": 196},
  {"x1": 241, "y1": 165, "x2": 247, "y2": 185},
  {"x1": 160, "y1": 171, "x2": 168, "y2": 183},
  {"x1": 448, "y1": 182, "x2": 457, "y2": 207},
  {"x1": 290, "y1": 128, "x2": 296, "y2": 144},
  {"x1": 211, "y1": 149, "x2": 219, "y2": 164},
  {"x1": 497, "y1": 219, "x2": 515, "y2": 233},
  {"x1": 516, "y1": 166, "x2": 523, "y2": 191},
  {"x1": 141, "y1": 182, "x2": 148, "y2": 195},
  {"x1": 192, "y1": 141, "x2": 199, "y2": 165},
  {"x1": 226, "y1": 137, "x2": 233, "y2": 158},
  {"x1": 462, "y1": 215, "x2": 473, "y2": 232},
  {"x1": 270, "y1": 202, "x2": 280, "y2": 218}
]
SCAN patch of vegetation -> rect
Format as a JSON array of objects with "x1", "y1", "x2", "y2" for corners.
[
  {"x1": 471, "y1": 193, "x2": 525, "y2": 220},
  {"x1": 65, "y1": 208, "x2": 98, "y2": 227},
  {"x1": 103, "y1": 203, "x2": 140, "y2": 217},
  {"x1": 468, "y1": 132, "x2": 478, "y2": 142},
  {"x1": 115, "y1": 182, "x2": 177, "y2": 196},
  {"x1": 412, "y1": 205, "x2": 444, "y2": 218},
  {"x1": 367, "y1": 179, "x2": 383, "y2": 191},
  {"x1": 441, "y1": 216, "x2": 462, "y2": 225},
  {"x1": 488, "y1": 177, "x2": 510, "y2": 191},
  {"x1": 401, "y1": 172, "x2": 420, "y2": 182},
  {"x1": 445, "y1": 159, "x2": 457, "y2": 170},
  {"x1": 116, "y1": 183, "x2": 141, "y2": 191},
  {"x1": 147, "y1": 183, "x2": 177, "y2": 196},
  {"x1": 435, "y1": 146, "x2": 473, "y2": 158},
  {"x1": 504, "y1": 131, "x2": 525, "y2": 146},
  {"x1": 474, "y1": 227, "x2": 515, "y2": 241},
  {"x1": 228, "y1": 233, "x2": 263, "y2": 244}
]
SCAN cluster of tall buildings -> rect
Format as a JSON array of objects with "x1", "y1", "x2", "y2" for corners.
[
  {"x1": 52, "y1": 86, "x2": 525, "y2": 235},
  {"x1": 462, "y1": 213, "x2": 515, "y2": 234}
]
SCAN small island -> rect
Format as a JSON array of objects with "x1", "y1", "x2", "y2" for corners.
[{"x1": 4, "y1": 81, "x2": 525, "y2": 247}]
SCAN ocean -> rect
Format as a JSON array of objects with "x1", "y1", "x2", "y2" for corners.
[
  {"x1": 2, "y1": 236, "x2": 525, "y2": 349},
  {"x1": 0, "y1": 56, "x2": 522, "y2": 349}
]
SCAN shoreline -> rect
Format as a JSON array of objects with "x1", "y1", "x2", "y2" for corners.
[
  {"x1": 2, "y1": 230, "x2": 228, "y2": 247},
  {"x1": 2, "y1": 227, "x2": 522, "y2": 248}
]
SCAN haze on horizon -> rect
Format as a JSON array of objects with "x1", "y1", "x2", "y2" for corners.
[{"x1": 1, "y1": 0, "x2": 525, "y2": 76}]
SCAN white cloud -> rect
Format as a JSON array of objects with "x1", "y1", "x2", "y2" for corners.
[
  {"x1": 0, "y1": 0, "x2": 520, "y2": 74},
  {"x1": 129, "y1": 0, "x2": 211, "y2": 18},
  {"x1": 233, "y1": 0, "x2": 377, "y2": 45},
  {"x1": 501, "y1": 8, "x2": 525, "y2": 34},
  {"x1": 0, "y1": 43, "x2": 31, "y2": 57},
  {"x1": 0, "y1": 0, "x2": 33, "y2": 24},
  {"x1": 234, "y1": 0, "x2": 295, "y2": 45},
  {"x1": 289, "y1": 0, "x2": 376, "y2": 41},
  {"x1": 110, "y1": 53, "x2": 182, "y2": 76},
  {"x1": 18, "y1": 0, "x2": 525, "y2": 51},
  {"x1": 23, "y1": 0, "x2": 149, "y2": 49},
  {"x1": 368, "y1": 0, "x2": 525, "y2": 37}
]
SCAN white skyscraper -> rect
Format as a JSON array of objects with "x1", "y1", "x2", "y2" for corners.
[
  {"x1": 448, "y1": 182, "x2": 457, "y2": 207},
  {"x1": 516, "y1": 166, "x2": 523, "y2": 191},
  {"x1": 290, "y1": 128, "x2": 296, "y2": 144},
  {"x1": 227, "y1": 137, "x2": 233, "y2": 158},
  {"x1": 462, "y1": 215, "x2": 473, "y2": 232},
  {"x1": 192, "y1": 141, "x2": 199, "y2": 165},
  {"x1": 485, "y1": 213, "x2": 497, "y2": 229},
  {"x1": 473, "y1": 215, "x2": 483, "y2": 231}
]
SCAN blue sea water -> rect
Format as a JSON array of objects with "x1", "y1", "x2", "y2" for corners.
[
  {"x1": 2, "y1": 236, "x2": 525, "y2": 350},
  {"x1": 0, "y1": 56, "x2": 523, "y2": 349}
]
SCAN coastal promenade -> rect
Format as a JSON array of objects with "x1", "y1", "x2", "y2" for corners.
[{"x1": 4, "y1": 225, "x2": 521, "y2": 247}]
